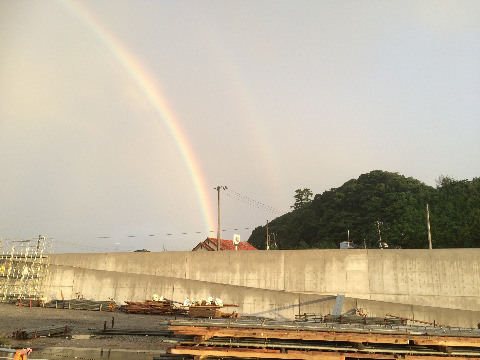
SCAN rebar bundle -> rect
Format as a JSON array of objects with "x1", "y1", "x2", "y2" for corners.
[
  {"x1": 323, "y1": 314, "x2": 404, "y2": 326},
  {"x1": 45, "y1": 299, "x2": 115, "y2": 311},
  {"x1": 295, "y1": 314, "x2": 405, "y2": 325},
  {"x1": 92, "y1": 328, "x2": 173, "y2": 336}
]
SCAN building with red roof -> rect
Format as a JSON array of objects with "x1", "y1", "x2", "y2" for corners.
[{"x1": 192, "y1": 237, "x2": 258, "y2": 251}]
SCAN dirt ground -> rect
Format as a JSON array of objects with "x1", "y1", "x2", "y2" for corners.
[{"x1": 0, "y1": 302, "x2": 175, "y2": 351}]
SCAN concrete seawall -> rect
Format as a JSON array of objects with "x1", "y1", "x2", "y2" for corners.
[
  {"x1": 43, "y1": 249, "x2": 480, "y2": 328},
  {"x1": 48, "y1": 249, "x2": 480, "y2": 310},
  {"x1": 43, "y1": 263, "x2": 480, "y2": 328}
]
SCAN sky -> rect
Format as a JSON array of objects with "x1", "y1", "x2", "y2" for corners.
[{"x1": 1, "y1": 1, "x2": 479, "y2": 253}]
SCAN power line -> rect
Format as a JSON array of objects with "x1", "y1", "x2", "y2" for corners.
[
  {"x1": 53, "y1": 226, "x2": 255, "y2": 252},
  {"x1": 223, "y1": 188, "x2": 286, "y2": 216},
  {"x1": 20, "y1": 189, "x2": 285, "y2": 252},
  {"x1": 87, "y1": 189, "x2": 284, "y2": 245},
  {"x1": 52, "y1": 240, "x2": 113, "y2": 252},
  {"x1": 94, "y1": 227, "x2": 253, "y2": 240}
]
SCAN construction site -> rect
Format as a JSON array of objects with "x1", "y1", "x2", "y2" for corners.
[{"x1": 1, "y1": 240, "x2": 480, "y2": 359}]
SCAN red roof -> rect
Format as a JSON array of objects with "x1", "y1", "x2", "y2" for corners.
[
  {"x1": 193, "y1": 238, "x2": 258, "y2": 251},
  {"x1": 198, "y1": 241, "x2": 214, "y2": 251}
]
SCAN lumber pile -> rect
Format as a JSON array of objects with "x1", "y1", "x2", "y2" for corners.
[
  {"x1": 14, "y1": 325, "x2": 73, "y2": 339},
  {"x1": 186, "y1": 306, "x2": 220, "y2": 318},
  {"x1": 186, "y1": 305, "x2": 240, "y2": 319},
  {"x1": 123, "y1": 300, "x2": 186, "y2": 315},
  {"x1": 166, "y1": 318, "x2": 480, "y2": 359},
  {"x1": 182, "y1": 299, "x2": 240, "y2": 319}
]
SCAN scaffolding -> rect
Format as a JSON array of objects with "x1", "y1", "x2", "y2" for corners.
[{"x1": 0, "y1": 236, "x2": 53, "y2": 302}]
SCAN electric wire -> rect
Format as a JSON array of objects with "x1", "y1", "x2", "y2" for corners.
[
  {"x1": 2, "y1": 189, "x2": 286, "y2": 252},
  {"x1": 38, "y1": 226, "x2": 256, "y2": 252},
  {"x1": 53, "y1": 240, "x2": 113, "y2": 252},
  {"x1": 223, "y1": 188, "x2": 286, "y2": 216},
  {"x1": 94, "y1": 227, "x2": 252, "y2": 240}
]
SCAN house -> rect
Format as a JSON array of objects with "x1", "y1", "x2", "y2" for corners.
[
  {"x1": 192, "y1": 237, "x2": 258, "y2": 251},
  {"x1": 339, "y1": 241, "x2": 357, "y2": 249}
]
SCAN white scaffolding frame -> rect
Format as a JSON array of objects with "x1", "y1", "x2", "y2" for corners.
[{"x1": 0, "y1": 236, "x2": 53, "y2": 302}]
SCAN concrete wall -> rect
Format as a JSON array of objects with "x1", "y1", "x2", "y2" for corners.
[
  {"x1": 48, "y1": 249, "x2": 480, "y2": 311},
  {"x1": 43, "y1": 264, "x2": 480, "y2": 328}
]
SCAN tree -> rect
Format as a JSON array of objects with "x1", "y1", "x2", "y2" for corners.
[
  {"x1": 248, "y1": 171, "x2": 478, "y2": 250},
  {"x1": 291, "y1": 188, "x2": 313, "y2": 210}
]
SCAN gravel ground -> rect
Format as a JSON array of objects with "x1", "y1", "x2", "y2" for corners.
[{"x1": 0, "y1": 302, "x2": 174, "y2": 351}]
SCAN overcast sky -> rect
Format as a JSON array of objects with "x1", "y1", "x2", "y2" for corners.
[{"x1": 1, "y1": 1, "x2": 479, "y2": 253}]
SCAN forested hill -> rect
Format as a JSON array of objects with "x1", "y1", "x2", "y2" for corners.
[{"x1": 248, "y1": 170, "x2": 480, "y2": 250}]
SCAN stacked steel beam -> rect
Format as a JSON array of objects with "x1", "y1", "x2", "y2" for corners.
[
  {"x1": 14, "y1": 325, "x2": 73, "y2": 339},
  {"x1": 323, "y1": 314, "x2": 404, "y2": 325},
  {"x1": 92, "y1": 328, "x2": 173, "y2": 336},
  {"x1": 166, "y1": 318, "x2": 480, "y2": 359},
  {"x1": 45, "y1": 299, "x2": 115, "y2": 311}
]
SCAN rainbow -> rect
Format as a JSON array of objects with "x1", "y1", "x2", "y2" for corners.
[
  {"x1": 59, "y1": 1, "x2": 216, "y2": 233},
  {"x1": 187, "y1": 9, "x2": 287, "y2": 203}
]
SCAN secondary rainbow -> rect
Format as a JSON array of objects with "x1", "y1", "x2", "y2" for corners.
[{"x1": 60, "y1": 1, "x2": 216, "y2": 234}]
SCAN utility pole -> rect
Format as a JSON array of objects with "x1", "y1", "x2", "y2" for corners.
[
  {"x1": 427, "y1": 203, "x2": 432, "y2": 249},
  {"x1": 215, "y1": 186, "x2": 227, "y2": 251},
  {"x1": 36, "y1": 235, "x2": 45, "y2": 254},
  {"x1": 266, "y1": 220, "x2": 270, "y2": 250},
  {"x1": 376, "y1": 221, "x2": 383, "y2": 248}
]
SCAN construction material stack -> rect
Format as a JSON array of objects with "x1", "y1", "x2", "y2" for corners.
[
  {"x1": 165, "y1": 318, "x2": 480, "y2": 359},
  {"x1": 186, "y1": 305, "x2": 240, "y2": 319},
  {"x1": 182, "y1": 297, "x2": 240, "y2": 319},
  {"x1": 14, "y1": 325, "x2": 73, "y2": 340},
  {"x1": 124, "y1": 300, "x2": 186, "y2": 315},
  {"x1": 45, "y1": 299, "x2": 115, "y2": 311}
]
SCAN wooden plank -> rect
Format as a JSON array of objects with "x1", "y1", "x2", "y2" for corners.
[
  {"x1": 404, "y1": 356, "x2": 478, "y2": 360},
  {"x1": 169, "y1": 325, "x2": 480, "y2": 347},
  {"x1": 287, "y1": 350, "x2": 398, "y2": 359},
  {"x1": 187, "y1": 307, "x2": 222, "y2": 318},
  {"x1": 171, "y1": 346, "x2": 479, "y2": 360},
  {"x1": 170, "y1": 346, "x2": 346, "y2": 359},
  {"x1": 169, "y1": 325, "x2": 410, "y2": 344},
  {"x1": 413, "y1": 337, "x2": 480, "y2": 347}
]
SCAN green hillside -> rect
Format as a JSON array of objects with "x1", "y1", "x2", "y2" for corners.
[{"x1": 248, "y1": 170, "x2": 480, "y2": 250}]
